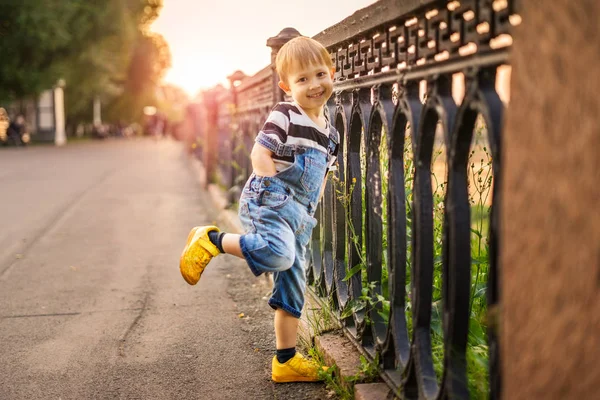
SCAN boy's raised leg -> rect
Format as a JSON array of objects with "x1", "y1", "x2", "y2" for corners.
[{"x1": 222, "y1": 233, "x2": 244, "y2": 258}]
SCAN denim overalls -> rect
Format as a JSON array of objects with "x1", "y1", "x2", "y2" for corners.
[{"x1": 238, "y1": 130, "x2": 338, "y2": 318}]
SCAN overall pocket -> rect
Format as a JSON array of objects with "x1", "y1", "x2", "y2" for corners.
[
  {"x1": 258, "y1": 179, "x2": 291, "y2": 210},
  {"x1": 260, "y1": 190, "x2": 290, "y2": 209},
  {"x1": 295, "y1": 213, "x2": 318, "y2": 248},
  {"x1": 300, "y1": 156, "x2": 327, "y2": 193}
]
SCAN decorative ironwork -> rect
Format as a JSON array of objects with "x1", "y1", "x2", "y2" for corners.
[{"x1": 308, "y1": 1, "x2": 518, "y2": 398}]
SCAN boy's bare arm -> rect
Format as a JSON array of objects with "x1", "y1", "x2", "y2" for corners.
[{"x1": 251, "y1": 143, "x2": 277, "y2": 177}]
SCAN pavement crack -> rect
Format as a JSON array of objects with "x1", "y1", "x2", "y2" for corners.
[
  {"x1": 2, "y1": 311, "x2": 81, "y2": 319},
  {"x1": 0, "y1": 307, "x2": 145, "y2": 319},
  {"x1": 118, "y1": 292, "x2": 150, "y2": 357}
]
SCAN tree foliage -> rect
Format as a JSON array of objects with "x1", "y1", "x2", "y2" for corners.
[
  {"x1": 0, "y1": 0, "x2": 99, "y2": 100},
  {"x1": 0, "y1": 0, "x2": 171, "y2": 124},
  {"x1": 104, "y1": 31, "x2": 171, "y2": 123}
]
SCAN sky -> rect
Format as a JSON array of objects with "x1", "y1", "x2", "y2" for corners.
[{"x1": 151, "y1": 0, "x2": 378, "y2": 96}]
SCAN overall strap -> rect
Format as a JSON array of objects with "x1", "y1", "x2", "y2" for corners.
[
  {"x1": 327, "y1": 131, "x2": 339, "y2": 156},
  {"x1": 327, "y1": 129, "x2": 339, "y2": 162}
]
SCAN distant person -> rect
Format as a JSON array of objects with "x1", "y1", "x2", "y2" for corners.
[
  {"x1": 154, "y1": 114, "x2": 165, "y2": 140},
  {"x1": 179, "y1": 36, "x2": 338, "y2": 382},
  {"x1": 0, "y1": 108, "x2": 9, "y2": 145},
  {"x1": 7, "y1": 114, "x2": 27, "y2": 146}
]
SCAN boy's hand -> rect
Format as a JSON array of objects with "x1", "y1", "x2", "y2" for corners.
[{"x1": 251, "y1": 143, "x2": 277, "y2": 177}]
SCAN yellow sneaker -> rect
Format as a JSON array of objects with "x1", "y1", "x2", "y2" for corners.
[
  {"x1": 179, "y1": 226, "x2": 221, "y2": 285},
  {"x1": 271, "y1": 353, "x2": 329, "y2": 383}
]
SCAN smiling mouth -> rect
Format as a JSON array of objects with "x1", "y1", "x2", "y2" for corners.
[{"x1": 307, "y1": 91, "x2": 324, "y2": 98}]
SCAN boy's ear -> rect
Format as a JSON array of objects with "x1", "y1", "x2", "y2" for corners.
[
  {"x1": 278, "y1": 80, "x2": 290, "y2": 93},
  {"x1": 330, "y1": 67, "x2": 335, "y2": 79}
]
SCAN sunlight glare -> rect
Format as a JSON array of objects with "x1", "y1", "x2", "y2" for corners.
[{"x1": 151, "y1": 0, "x2": 378, "y2": 96}]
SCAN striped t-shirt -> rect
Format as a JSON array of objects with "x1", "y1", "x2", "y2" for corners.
[{"x1": 255, "y1": 102, "x2": 338, "y2": 172}]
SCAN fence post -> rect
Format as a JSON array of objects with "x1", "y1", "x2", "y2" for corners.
[
  {"x1": 202, "y1": 89, "x2": 218, "y2": 187},
  {"x1": 227, "y1": 70, "x2": 248, "y2": 203},
  {"x1": 501, "y1": 0, "x2": 600, "y2": 398},
  {"x1": 53, "y1": 79, "x2": 66, "y2": 146},
  {"x1": 266, "y1": 28, "x2": 301, "y2": 104}
]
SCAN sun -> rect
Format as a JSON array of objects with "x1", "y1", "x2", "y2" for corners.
[{"x1": 162, "y1": 71, "x2": 196, "y2": 97}]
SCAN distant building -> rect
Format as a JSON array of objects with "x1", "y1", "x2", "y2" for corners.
[{"x1": 1, "y1": 80, "x2": 66, "y2": 145}]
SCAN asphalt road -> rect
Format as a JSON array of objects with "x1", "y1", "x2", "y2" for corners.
[{"x1": 0, "y1": 139, "x2": 329, "y2": 400}]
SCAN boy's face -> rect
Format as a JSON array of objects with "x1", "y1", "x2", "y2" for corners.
[{"x1": 278, "y1": 61, "x2": 335, "y2": 114}]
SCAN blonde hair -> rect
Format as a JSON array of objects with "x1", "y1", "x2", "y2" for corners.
[{"x1": 276, "y1": 36, "x2": 333, "y2": 85}]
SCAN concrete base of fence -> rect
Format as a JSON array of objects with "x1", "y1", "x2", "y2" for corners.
[
  {"x1": 314, "y1": 332, "x2": 363, "y2": 390},
  {"x1": 354, "y1": 383, "x2": 394, "y2": 400},
  {"x1": 303, "y1": 285, "x2": 396, "y2": 399},
  {"x1": 313, "y1": 328, "x2": 398, "y2": 399}
]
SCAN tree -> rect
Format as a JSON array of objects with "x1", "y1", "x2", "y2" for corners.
[
  {"x1": 0, "y1": 0, "x2": 171, "y2": 126},
  {"x1": 59, "y1": 1, "x2": 139, "y2": 121},
  {"x1": 104, "y1": 31, "x2": 172, "y2": 123},
  {"x1": 0, "y1": 0, "x2": 111, "y2": 101},
  {"x1": 64, "y1": 0, "x2": 171, "y2": 125}
]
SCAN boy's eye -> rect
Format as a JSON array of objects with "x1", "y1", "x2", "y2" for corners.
[
  {"x1": 297, "y1": 77, "x2": 306, "y2": 83},
  {"x1": 317, "y1": 72, "x2": 326, "y2": 77}
]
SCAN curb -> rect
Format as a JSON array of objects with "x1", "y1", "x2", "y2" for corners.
[{"x1": 190, "y1": 155, "x2": 395, "y2": 399}]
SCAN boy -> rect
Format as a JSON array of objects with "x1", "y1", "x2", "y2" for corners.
[{"x1": 180, "y1": 36, "x2": 338, "y2": 382}]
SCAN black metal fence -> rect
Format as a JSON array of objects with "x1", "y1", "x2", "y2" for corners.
[{"x1": 190, "y1": 1, "x2": 520, "y2": 398}]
